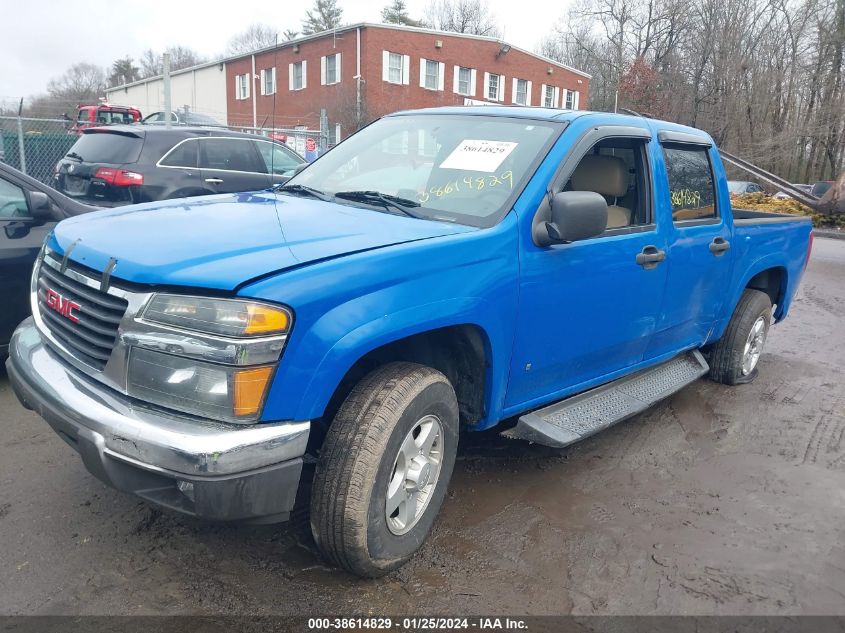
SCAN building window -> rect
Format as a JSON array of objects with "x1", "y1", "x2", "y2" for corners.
[
  {"x1": 564, "y1": 89, "x2": 579, "y2": 109},
  {"x1": 454, "y1": 66, "x2": 474, "y2": 96},
  {"x1": 389, "y1": 53, "x2": 403, "y2": 83},
  {"x1": 420, "y1": 58, "x2": 444, "y2": 91},
  {"x1": 382, "y1": 51, "x2": 410, "y2": 84},
  {"x1": 543, "y1": 84, "x2": 558, "y2": 108},
  {"x1": 321, "y1": 53, "x2": 341, "y2": 85},
  {"x1": 488, "y1": 74, "x2": 499, "y2": 100},
  {"x1": 260, "y1": 68, "x2": 276, "y2": 96},
  {"x1": 289, "y1": 61, "x2": 307, "y2": 91},
  {"x1": 485, "y1": 72, "x2": 504, "y2": 101},
  {"x1": 513, "y1": 78, "x2": 531, "y2": 105},
  {"x1": 425, "y1": 60, "x2": 438, "y2": 89},
  {"x1": 235, "y1": 74, "x2": 249, "y2": 100}
]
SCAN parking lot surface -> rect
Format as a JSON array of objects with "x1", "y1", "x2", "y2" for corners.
[{"x1": 1, "y1": 237, "x2": 844, "y2": 616}]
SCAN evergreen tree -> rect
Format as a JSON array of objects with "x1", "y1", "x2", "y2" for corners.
[
  {"x1": 302, "y1": 0, "x2": 343, "y2": 34},
  {"x1": 381, "y1": 0, "x2": 423, "y2": 26}
]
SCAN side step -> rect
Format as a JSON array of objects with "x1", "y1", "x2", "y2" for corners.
[{"x1": 502, "y1": 350, "x2": 709, "y2": 448}]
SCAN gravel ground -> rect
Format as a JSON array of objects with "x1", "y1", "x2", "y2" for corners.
[{"x1": 1, "y1": 238, "x2": 843, "y2": 616}]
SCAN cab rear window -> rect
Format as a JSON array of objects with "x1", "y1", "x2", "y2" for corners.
[{"x1": 67, "y1": 132, "x2": 144, "y2": 164}]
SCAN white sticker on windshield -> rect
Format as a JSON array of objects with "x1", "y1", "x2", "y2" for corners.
[{"x1": 439, "y1": 140, "x2": 518, "y2": 172}]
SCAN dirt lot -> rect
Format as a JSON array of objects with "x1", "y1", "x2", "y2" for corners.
[{"x1": 1, "y1": 238, "x2": 844, "y2": 616}]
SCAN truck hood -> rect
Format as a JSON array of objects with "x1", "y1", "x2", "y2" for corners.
[{"x1": 48, "y1": 191, "x2": 474, "y2": 291}]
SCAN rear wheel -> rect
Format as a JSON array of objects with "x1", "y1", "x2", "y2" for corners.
[
  {"x1": 707, "y1": 289, "x2": 772, "y2": 385},
  {"x1": 310, "y1": 362, "x2": 459, "y2": 577}
]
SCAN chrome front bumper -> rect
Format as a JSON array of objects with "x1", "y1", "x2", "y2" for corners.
[{"x1": 6, "y1": 319, "x2": 310, "y2": 522}]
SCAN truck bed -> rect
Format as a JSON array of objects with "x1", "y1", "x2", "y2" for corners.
[{"x1": 732, "y1": 208, "x2": 814, "y2": 225}]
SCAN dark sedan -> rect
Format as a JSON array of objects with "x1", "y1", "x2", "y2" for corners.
[
  {"x1": 53, "y1": 126, "x2": 305, "y2": 207},
  {"x1": 0, "y1": 162, "x2": 95, "y2": 354}
]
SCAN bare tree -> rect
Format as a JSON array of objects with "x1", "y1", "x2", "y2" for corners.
[
  {"x1": 227, "y1": 23, "x2": 279, "y2": 55},
  {"x1": 302, "y1": 0, "x2": 343, "y2": 35},
  {"x1": 139, "y1": 49, "x2": 161, "y2": 78},
  {"x1": 139, "y1": 46, "x2": 207, "y2": 78},
  {"x1": 423, "y1": 0, "x2": 501, "y2": 37},
  {"x1": 47, "y1": 62, "x2": 107, "y2": 104},
  {"x1": 541, "y1": 0, "x2": 845, "y2": 181}
]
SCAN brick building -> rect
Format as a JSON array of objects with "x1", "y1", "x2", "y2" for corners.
[{"x1": 225, "y1": 23, "x2": 590, "y2": 141}]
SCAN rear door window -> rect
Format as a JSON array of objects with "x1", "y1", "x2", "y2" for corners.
[
  {"x1": 68, "y1": 132, "x2": 144, "y2": 164},
  {"x1": 199, "y1": 138, "x2": 265, "y2": 173},
  {"x1": 160, "y1": 139, "x2": 199, "y2": 168},
  {"x1": 663, "y1": 146, "x2": 718, "y2": 222},
  {"x1": 254, "y1": 140, "x2": 302, "y2": 175}
]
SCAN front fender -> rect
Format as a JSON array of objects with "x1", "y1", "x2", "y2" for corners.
[
  {"x1": 241, "y1": 217, "x2": 520, "y2": 428},
  {"x1": 293, "y1": 296, "x2": 506, "y2": 425}
]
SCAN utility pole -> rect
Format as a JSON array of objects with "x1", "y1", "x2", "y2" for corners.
[{"x1": 163, "y1": 52, "x2": 172, "y2": 128}]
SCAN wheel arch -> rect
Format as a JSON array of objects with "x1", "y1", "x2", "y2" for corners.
[
  {"x1": 710, "y1": 259, "x2": 789, "y2": 345},
  {"x1": 302, "y1": 322, "x2": 495, "y2": 449},
  {"x1": 745, "y1": 266, "x2": 787, "y2": 316}
]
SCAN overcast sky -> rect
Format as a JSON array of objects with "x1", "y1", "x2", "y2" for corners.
[{"x1": 0, "y1": 0, "x2": 568, "y2": 104}]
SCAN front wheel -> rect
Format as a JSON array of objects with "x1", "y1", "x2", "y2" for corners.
[
  {"x1": 310, "y1": 362, "x2": 459, "y2": 577},
  {"x1": 707, "y1": 289, "x2": 772, "y2": 385}
]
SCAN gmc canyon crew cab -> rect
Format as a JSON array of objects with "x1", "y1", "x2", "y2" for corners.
[{"x1": 7, "y1": 107, "x2": 813, "y2": 577}]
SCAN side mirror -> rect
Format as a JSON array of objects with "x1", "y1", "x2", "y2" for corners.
[
  {"x1": 544, "y1": 191, "x2": 608, "y2": 244},
  {"x1": 28, "y1": 191, "x2": 61, "y2": 222},
  {"x1": 292, "y1": 162, "x2": 308, "y2": 176}
]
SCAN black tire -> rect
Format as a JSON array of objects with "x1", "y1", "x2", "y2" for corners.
[
  {"x1": 707, "y1": 289, "x2": 772, "y2": 385},
  {"x1": 310, "y1": 362, "x2": 459, "y2": 577}
]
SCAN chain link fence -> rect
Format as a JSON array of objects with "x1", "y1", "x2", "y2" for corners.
[
  {"x1": 0, "y1": 116, "x2": 76, "y2": 184},
  {"x1": 223, "y1": 125, "x2": 328, "y2": 161},
  {"x1": 0, "y1": 115, "x2": 331, "y2": 187}
]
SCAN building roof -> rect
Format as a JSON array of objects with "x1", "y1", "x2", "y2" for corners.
[
  {"x1": 107, "y1": 22, "x2": 591, "y2": 92},
  {"x1": 390, "y1": 105, "x2": 583, "y2": 121},
  {"x1": 391, "y1": 107, "x2": 715, "y2": 140}
]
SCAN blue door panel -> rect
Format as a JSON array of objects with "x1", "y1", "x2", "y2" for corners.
[
  {"x1": 645, "y1": 144, "x2": 735, "y2": 358},
  {"x1": 505, "y1": 119, "x2": 669, "y2": 412},
  {"x1": 506, "y1": 229, "x2": 668, "y2": 409}
]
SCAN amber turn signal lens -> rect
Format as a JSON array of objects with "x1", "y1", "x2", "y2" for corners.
[
  {"x1": 233, "y1": 366, "x2": 274, "y2": 417},
  {"x1": 244, "y1": 304, "x2": 290, "y2": 335}
]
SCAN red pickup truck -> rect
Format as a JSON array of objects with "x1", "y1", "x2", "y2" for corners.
[{"x1": 70, "y1": 103, "x2": 141, "y2": 135}]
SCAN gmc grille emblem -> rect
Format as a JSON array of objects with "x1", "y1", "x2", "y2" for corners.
[{"x1": 45, "y1": 288, "x2": 81, "y2": 323}]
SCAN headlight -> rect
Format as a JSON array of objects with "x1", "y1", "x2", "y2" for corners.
[
  {"x1": 127, "y1": 348, "x2": 274, "y2": 423},
  {"x1": 142, "y1": 294, "x2": 291, "y2": 337}
]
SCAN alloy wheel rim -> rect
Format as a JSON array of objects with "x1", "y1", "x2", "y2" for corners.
[
  {"x1": 741, "y1": 316, "x2": 767, "y2": 376},
  {"x1": 385, "y1": 414, "x2": 444, "y2": 536}
]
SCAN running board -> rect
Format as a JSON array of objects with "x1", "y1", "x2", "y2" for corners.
[{"x1": 502, "y1": 350, "x2": 709, "y2": 448}]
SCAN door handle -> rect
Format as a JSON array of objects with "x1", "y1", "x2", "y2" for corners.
[
  {"x1": 204, "y1": 178, "x2": 223, "y2": 184},
  {"x1": 636, "y1": 245, "x2": 666, "y2": 269},
  {"x1": 709, "y1": 237, "x2": 730, "y2": 255}
]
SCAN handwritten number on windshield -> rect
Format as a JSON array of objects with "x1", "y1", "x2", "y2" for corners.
[{"x1": 419, "y1": 170, "x2": 514, "y2": 204}]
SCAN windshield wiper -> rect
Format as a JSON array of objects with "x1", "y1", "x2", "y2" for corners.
[
  {"x1": 65, "y1": 151, "x2": 84, "y2": 162},
  {"x1": 334, "y1": 190, "x2": 425, "y2": 219},
  {"x1": 276, "y1": 183, "x2": 332, "y2": 202}
]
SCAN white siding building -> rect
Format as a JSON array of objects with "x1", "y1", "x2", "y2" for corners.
[{"x1": 105, "y1": 60, "x2": 228, "y2": 124}]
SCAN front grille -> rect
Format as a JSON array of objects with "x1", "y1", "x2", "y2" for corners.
[{"x1": 36, "y1": 261, "x2": 128, "y2": 370}]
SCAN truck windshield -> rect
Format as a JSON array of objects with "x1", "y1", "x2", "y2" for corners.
[{"x1": 286, "y1": 114, "x2": 560, "y2": 226}]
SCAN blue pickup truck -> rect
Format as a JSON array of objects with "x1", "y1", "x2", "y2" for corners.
[{"x1": 6, "y1": 107, "x2": 813, "y2": 577}]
